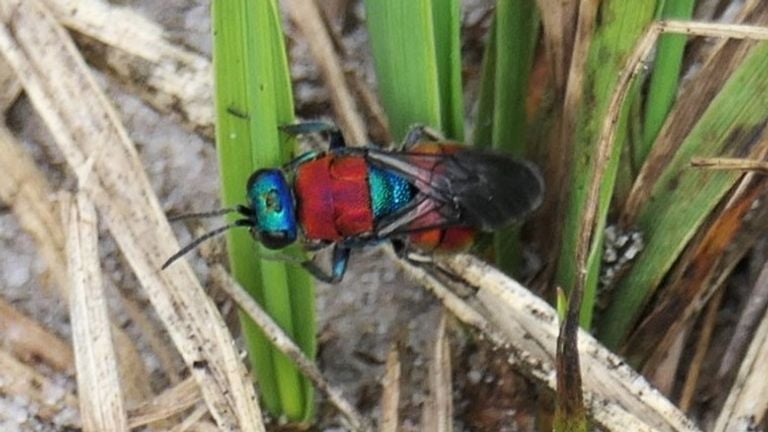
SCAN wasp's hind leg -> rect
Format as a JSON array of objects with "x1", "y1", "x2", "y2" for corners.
[
  {"x1": 401, "y1": 124, "x2": 444, "y2": 149},
  {"x1": 390, "y1": 238, "x2": 411, "y2": 258},
  {"x1": 391, "y1": 239, "x2": 433, "y2": 266},
  {"x1": 279, "y1": 121, "x2": 346, "y2": 149},
  {"x1": 301, "y1": 245, "x2": 351, "y2": 284}
]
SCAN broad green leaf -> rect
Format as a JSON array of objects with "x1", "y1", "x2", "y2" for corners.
[
  {"x1": 471, "y1": 1, "x2": 538, "y2": 274},
  {"x1": 599, "y1": 41, "x2": 768, "y2": 348},
  {"x1": 431, "y1": 0, "x2": 464, "y2": 140},
  {"x1": 212, "y1": 0, "x2": 314, "y2": 420},
  {"x1": 556, "y1": 1, "x2": 657, "y2": 328},
  {"x1": 365, "y1": 0, "x2": 462, "y2": 141},
  {"x1": 638, "y1": 0, "x2": 697, "y2": 165}
]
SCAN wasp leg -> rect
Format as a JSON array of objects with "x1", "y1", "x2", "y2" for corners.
[
  {"x1": 390, "y1": 238, "x2": 410, "y2": 258},
  {"x1": 303, "y1": 239, "x2": 332, "y2": 252},
  {"x1": 283, "y1": 150, "x2": 323, "y2": 171},
  {"x1": 279, "y1": 121, "x2": 346, "y2": 149},
  {"x1": 401, "y1": 124, "x2": 445, "y2": 149},
  {"x1": 390, "y1": 239, "x2": 434, "y2": 268},
  {"x1": 301, "y1": 245, "x2": 351, "y2": 283},
  {"x1": 279, "y1": 121, "x2": 337, "y2": 135}
]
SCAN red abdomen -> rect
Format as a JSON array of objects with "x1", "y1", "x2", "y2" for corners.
[
  {"x1": 409, "y1": 225, "x2": 476, "y2": 253},
  {"x1": 405, "y1": 142, "x2": 476, "y2": 252},
  {"x1": 295, "y1": 154, "x2": 374, "y2": 241}
]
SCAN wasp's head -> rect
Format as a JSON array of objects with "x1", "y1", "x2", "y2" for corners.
[
  {"x1": 161, "y1": 168, "x2": 298, "y2": 270},
  {"x1": 246, "y1": 169, "x2": 298, "y2": 249}
]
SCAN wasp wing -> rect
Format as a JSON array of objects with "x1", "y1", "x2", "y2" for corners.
[{"x1": 365, "y1": 147, "x2": 544, "y2": 236}]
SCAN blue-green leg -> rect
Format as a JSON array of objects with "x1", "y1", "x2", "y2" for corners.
[
  {"x1": 301, "y1": 245, "x2": 351, "y2": 284},
  {"x1": 283, "y1": 150, "x2": 322, "y2": 171}
]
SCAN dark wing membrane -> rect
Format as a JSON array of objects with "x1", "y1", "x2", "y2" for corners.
[
  {"x1": 445, "y1": 151, "x2": 544, "y2": 230},
  {"x1": 366, "y1": 148, "x2": 544, "y2": 233}
]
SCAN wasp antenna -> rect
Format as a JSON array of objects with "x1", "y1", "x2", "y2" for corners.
[
  {"x1": 162, "y1": 220, "x2": 252, "y2": 269},
  {"x1": 167, "y1": 207, "x2": 244, "y2": 222}
]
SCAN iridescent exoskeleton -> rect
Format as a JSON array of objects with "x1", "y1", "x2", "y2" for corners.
[{"x1": 164, "y1": 122, "x2": 544, "y2": 282}]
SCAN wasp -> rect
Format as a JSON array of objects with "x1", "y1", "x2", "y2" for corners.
[{"x1": 163, "y1": 122, "x2": 544, "y2": 283}]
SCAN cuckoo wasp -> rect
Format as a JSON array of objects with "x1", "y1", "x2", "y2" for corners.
[{"x1": 163, "y1": 122, "x2": 544, "y2": 282}]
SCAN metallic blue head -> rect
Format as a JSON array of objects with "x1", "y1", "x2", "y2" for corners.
[{"x1": 246, "y1": 169, "x2": 298, "y2": 249}]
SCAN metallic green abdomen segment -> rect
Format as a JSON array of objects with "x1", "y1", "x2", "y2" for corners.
[{"x1": 368, "y1": 165, "x2": 416, "y2": 219}]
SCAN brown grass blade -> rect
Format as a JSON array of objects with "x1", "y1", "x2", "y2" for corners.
[
  {"x1": 713, "y1": 299, "x2": 768, "y2": 430},
  {"x1": 0, "y1": 297, "x2": 73, "y2": 374},
  {"x1": 119, "y1": 293, "x2": 182, "y2": 386},
  {"x1": 641, "y1": 171, "x2": 768, "y2": 387},
  {"x1": 560, "y1": 0, "x2": 599, "y2": 133},
  {"x1": 285, "y1": 0, "x2": 367, "y2": 145},
  {"x1": 718, "y1": 254, "x2": 768, "y2": 379},
  {"x1": 0, "y1": 125, "x2": 151, "y2": 402},
  {"x1": 379, "y1": 346, "x2": 401, "y2": 432},
  {"x1": 0, "y1": 54, "x2": 20, "y2": 109},
  {"x1": 534, "y1": 0, "x2": 574, "y2": 93},
  {"x1": 624, "y1": 178, "x2": 768, "y2": 366},
  {"x1": 63, "y1": 192, "x2": 128, "y2": 432},
  {"x1": 421, "y1": 313, "x2": 453, "y2": 432},
  {"x1": 659, "y1": 19, "x2": 768, "y2": 39},
  {"x1": 397, "y1": 254, "x2": 699, "y2": 432},
  {"x1": 0, "y1": 126, "x2": 67, "y2": 290},
  {"x1": 622, "y1": 9, "x2": 768, "y2": 222},
  {"x1": 602, "y1": 17, "x2": 768, "y2": 347},
  {"x1": 312, "y1": 2, "x2": 391, "y2": 142},
  {"x1": 554, "y1": 12, "x2": 667, "y2": 413},
  {"x1": 41, "y1": 0, "x2": 214, "y2": 136},
  {"x1": 538, "y1": 0, "x2": 599, "y2": 278},
  {"x1": 0, "y1": 1, "x2": 262, "y2": 428},
  {"x1": 127, "y1": 377, "x2": 201, "y2": 429},
  {"x1": 170, "y1": 404, "x2": 210, "y2": 432},
  {"x1": 555, "y1": 286, "x2": 586, "y2": 431},
  {"x1": 400, "y1": 255, "x2": 698, "y2": 431},
  {"x1": 209, "y1": 265, "x2": 370, "y2": 431},
  {"x1": 691, "y1": 156, "x2": 768, "y2": 174},
  {"x1": 678, "y1": 287, "x2": 725, "y2": 412},
  {"x1": 533, "y1": 0, "x2": 598, "y2": 286}
]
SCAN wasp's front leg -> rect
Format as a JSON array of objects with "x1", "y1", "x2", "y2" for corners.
[
  {"x1": 282, "y1": 150, "x2": 324, "y2": 172},
  {"x1": 401, "y1": 124, "x2": 445, "y2": 149},
  {"x1": 301, "y1": 245, "x2": 351, "y2": 284},
  {"x1": 280, "y1": 121, "x2": 347, "y2": 149}
]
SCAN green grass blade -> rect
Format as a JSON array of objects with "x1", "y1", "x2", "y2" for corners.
[
  {"x1": 638, "y1": 0, "x2": 696, "y2": 165},
  {"x1": 489, "y1": 0, "x2": 537, "y2": 157},
  {"x1": 365, "y1": 0, "x2": 455, "y2": 141},
  {"x1": 483, "y1": 0, "x2": 538, "y2": 275},
  {"x1": 473, "y1": 2, "x2": 538, "y2": 152},
  {"x1": 555, "y1": 1, "x2": 657, "y2": 328},
  {"x1": 212, "y1": 0, "x2": 314, "y2": 420},
  {"x1": 472, "y1": 19, "x2": 497, "y2": 150},
  {"x1": 599, "y1": 41, "x2": 768, "y2": 348},
  {"x1": 265, "y1": 3, "x2": 318, "y2": 416},
  {"x1": 431, "y1": 0, "x2": 464, "y2": 140}
]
